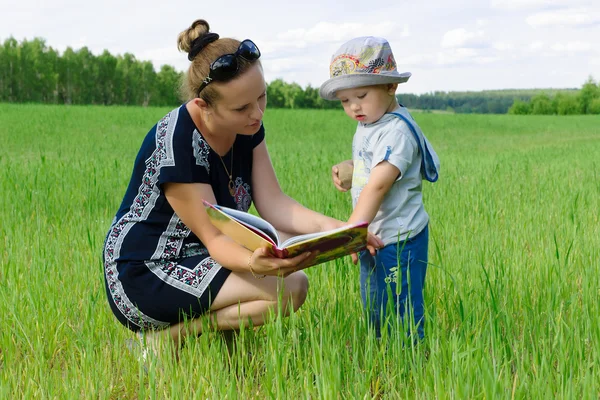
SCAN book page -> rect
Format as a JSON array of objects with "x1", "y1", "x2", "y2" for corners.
[
  {"x1": 204, "y1": 202, "x2": 277, "y2": 252},
  {"x1": 280, "y1": 224, "x2": 359, "y2": 248},
  {"x1": 212, "y1": 205, "x2": 280, "y2": 245}
]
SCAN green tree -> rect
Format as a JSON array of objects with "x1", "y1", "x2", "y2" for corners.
[
  {"x1": 57, "y1": 47, "x2": 76, "y2": 104},
  {"x1": 3, "y1": 37, "x2": 21, "y2": 102},
  {"x1": 266, "y1": 79, "x2": 286, "y2": 108},
  {"x1": 588, "y1": 98, "x2": 600, "y2": 114},
  {"x1": 553, "y1": 92, "x2": 581, "y2": 115},
  {"x1": 23, "y1": 38, "x2": 58, "y2": 103},
  {"x1": 0, "y1": 39, "x2": 7, "y2": 101},
  {"x1": 44, "y1": 46, "x2": 60, "y2": 104},
  {"x1": 577, "y1": 77, "x2": 599, "y2": 114},
  {"x1": 508, "y1": 99, "x2": 530, "y2": 115},
  {"x1": 75, "y1": 47, "x2": 97, "y2": 104},
  {"x1": 115, "y1": 53, "x2": 140, "y2": 105},
  {"x1": 283, "y1": 82, "x2": 303, "y2": 109},
  {"x1": 302, "y1": 86, "x2": 321, "y2": 108},
  {"x1": 97, "y1": 50, "x2": 118, "y2": 105},
  {"x1": 530, "y1": 93, "x2": 555, "y2": 115},
  {"x1": 156, "y1": 65, "x2": 182, "y2": 106},
  {"x1": 139, "y1": 61, "x2": 156, "y2": 107}
]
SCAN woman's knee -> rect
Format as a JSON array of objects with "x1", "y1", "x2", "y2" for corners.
[{"x1": 285, "y1": 271, "x2": 309, "y2": 312}]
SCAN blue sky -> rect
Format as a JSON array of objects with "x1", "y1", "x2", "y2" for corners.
[{"x1": 2, "y1": 0, "x2": 598, "y2": 94}]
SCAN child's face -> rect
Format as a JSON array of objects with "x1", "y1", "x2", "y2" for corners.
[{"x1": 335, "y1": 84, "x2": 398, "y2": 124}]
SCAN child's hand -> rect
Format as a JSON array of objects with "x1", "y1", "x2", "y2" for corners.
[
  {"x1": 351, "y1": 232, "x2": 383, "y2": 264},
  {"x1": 332, "y1": 160, "x2": 353, "y2": 192}
]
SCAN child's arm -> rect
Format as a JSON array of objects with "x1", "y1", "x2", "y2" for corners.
[{"x1": 348, "y1": 161, "x2": 399, "y2": 225}]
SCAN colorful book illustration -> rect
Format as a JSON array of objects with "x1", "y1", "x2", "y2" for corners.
[{"x1": 203, "y1": 200, "x2": 368, "y2": 267}]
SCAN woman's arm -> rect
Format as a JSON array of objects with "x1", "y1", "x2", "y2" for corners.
[
  {"x1": 251, "y1": 141, "x2": 342, "y2": 235},
  {"x1": 163, "y1": 182, "x2": 314, "y2": 276}
]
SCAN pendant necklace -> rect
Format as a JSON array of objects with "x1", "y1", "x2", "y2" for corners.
[{"x1": 218, "y1": 146, "x2": 235, "y2": 197}]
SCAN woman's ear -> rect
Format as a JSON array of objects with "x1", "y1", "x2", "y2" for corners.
[{"x1": 192, "y1": 97, "x2": 212, "y2": 117}]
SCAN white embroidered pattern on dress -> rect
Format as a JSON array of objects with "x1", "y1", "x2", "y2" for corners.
[
  {"x1": 233, "y1": 177, "x2": 252, "y2": 211},
  {"x1": 192, "y1": 130, "x2": 210, "y2": 173},
  {"x1": 151, "y1": 214, "x2": 190, "y2": 260},
  {"x1": 104, "y1": 110, "x2": 176, "y2": 330},
  {"x1": 146, "y1": 257, "x2": 222, "y2": 298}
]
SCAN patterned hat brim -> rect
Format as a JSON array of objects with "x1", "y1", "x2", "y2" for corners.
[{"x1": 319, "y1": 72, "x2": 411, "y2": 101}]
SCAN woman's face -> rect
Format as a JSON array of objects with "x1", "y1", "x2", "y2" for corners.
[{"x1": 210, "y1": 63, "x2": 267, "y2": 135}]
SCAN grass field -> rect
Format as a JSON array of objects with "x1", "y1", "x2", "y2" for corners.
[{"x1": 1, "y1": 103, "x2": 599, "y2": 398}]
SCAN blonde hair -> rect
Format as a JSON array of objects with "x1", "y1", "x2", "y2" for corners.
[{"x1": 177, "y1": 19, "x2": 257, "y2": 105}]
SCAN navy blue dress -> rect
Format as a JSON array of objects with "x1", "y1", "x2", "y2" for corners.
[{"x1": 103, "y1": 104, "x2": 264, "y2": 331}]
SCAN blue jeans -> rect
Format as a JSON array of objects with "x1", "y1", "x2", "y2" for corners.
[{"x1": 359, "y1": 225, "x2": 429, "y2": 339}]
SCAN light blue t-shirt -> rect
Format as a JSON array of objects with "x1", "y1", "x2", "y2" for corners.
[{"x1": 350, "y1": 107, "x2": 432, "y2": 245}]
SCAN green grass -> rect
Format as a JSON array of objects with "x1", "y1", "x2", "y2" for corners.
[{"x1": 1, "y1": 103, "x2": 599, "y2": 398}]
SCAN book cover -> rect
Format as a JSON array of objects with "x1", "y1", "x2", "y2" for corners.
[{"x1": 203, "y1": 200, "x2": 368, "y2": 267}]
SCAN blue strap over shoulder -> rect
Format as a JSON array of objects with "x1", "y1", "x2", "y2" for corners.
[{"x1": 388, "y1": 108, "x2": 440, "y2": 183}]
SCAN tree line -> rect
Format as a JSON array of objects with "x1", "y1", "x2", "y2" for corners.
[
  {"x1": 508, "y1": 78, "x2": 600, "y2": 115},
  {"x1": 1, "y1": 37, "x2": 595, "y2": 115},
  {"x1": 0, "y1": 37, "x2": 181, "y2": 106}
]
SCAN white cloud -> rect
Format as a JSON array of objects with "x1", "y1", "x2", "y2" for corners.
[
  {"x1": 493, "y1": 41, "x2": 513, "y2": 51},
  {"x1": 138, "y1": 46, "x2": 181, "y2": 67},
  {"x1": 491, "y1": 0, "x2": 585, "y2": 10},
  {"x1": 400, "y1": 53, "x2": 434, "y2": 67},
  {"x1": 436, "y1": 48, "x2": 478, "y2": 65},
  {"x1": 257, "y1": 21, "x2": 401, "y2": 58},
  {"x1": 474, "y1": 56, "x2": 500, "y2": 64},
  {"x1": 527, "y1": 8, "x2": 600, "y2": 27},
  {"x1": 400, "y1": 25, "x2": 411, "y2": 38},
  {"x1": 441, "y1": 28, "x2": 489, "y2": 48},
  {"x1": 277, "y1": 21, "x2": 397, "y2": 45},
  {"x1": 551, "y1": 41, "x2": 593, "y2": 52},
  {"x1": 264, "y1": 57, "x2": 308, "y2": 74},
  {"x1": 529, "y1": 40, "x2": 545, "y2": 51}
]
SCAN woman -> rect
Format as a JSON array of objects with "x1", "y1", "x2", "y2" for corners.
[{"x1": 103, "y1": 19, "x2": 381, "y2": 354}]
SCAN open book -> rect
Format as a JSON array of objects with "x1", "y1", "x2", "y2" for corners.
[{"x1": 203, "y1": 200, "x2": 368, "y2": 267}]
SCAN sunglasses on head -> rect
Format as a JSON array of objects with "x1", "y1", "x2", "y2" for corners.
[{"x1": 197, "y1": 39, "x2": 261, "y2": 95}]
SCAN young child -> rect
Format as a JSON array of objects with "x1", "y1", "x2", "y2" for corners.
[{"x1": 320, "y1": 36, "x2": 440, "y2": 339}]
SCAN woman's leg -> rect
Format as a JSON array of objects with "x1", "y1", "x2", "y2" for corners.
[{"x1": 155, "y1": 270, "x2": 309, "y2": 345}]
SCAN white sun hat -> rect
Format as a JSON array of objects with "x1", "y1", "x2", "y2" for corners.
[{"x1": 319, "y1": 36, "x2": 411, "y2": 101}]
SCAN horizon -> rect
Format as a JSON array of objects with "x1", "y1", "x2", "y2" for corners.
[{"x1": 0, "y1": 35, "x2": 590, "y2": 96}]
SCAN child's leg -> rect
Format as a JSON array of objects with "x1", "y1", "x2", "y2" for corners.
[
  {"x1": 377, "y1": 225, "x2": 429, "y2": 339},
  {"x1": 398, "y1": 225, "x2": 429, "y2": 339},
  {"x1": 359, "y1": 250, "x2": 382, "y2": 337},
  {"x1": 373, "y1": 244, "x2": 400, "y2": 336}
]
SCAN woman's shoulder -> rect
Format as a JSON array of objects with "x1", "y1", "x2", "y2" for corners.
[
  {"x1": 167, "y1": 104, "x2": 194, "y2": 129},
  {"x1": 153, "y1": 104, "x2": 198, "y2": 141}
]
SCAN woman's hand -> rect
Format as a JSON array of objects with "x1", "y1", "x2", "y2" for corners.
[{"x1": 248, "y1": 247, "x2": 317, "y2": 278}]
